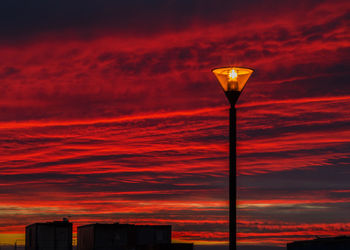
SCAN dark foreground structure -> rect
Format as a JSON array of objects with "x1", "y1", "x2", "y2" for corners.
[
  {"x1": 25, "y1": 219, "x2": 72, "y2": 250},
  {"x1": 77, "y1": 223, "x2": 193, "y2": 250},
  {"x1": 287, "y1": 236, "x2": 350, "y2": 250}
]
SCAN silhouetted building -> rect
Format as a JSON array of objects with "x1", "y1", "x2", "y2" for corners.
[
  {"x1": 25, "y1": 219, "x2": 72, "y2": 250},
  {"x1": 77, "y1": 223, "x2": 193, "y2": 250},
  {"x1": 287, "y1": 236, "x2": 350, "y2": 250}
]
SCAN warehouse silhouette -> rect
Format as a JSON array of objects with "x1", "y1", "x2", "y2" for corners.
[{"x1": 25, "y1": 219, "x2": 193, "y2": 250}]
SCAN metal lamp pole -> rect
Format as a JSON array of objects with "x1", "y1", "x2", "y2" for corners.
[{"x1": 229, "y1": 91, "x2": 239, "y2": 250}]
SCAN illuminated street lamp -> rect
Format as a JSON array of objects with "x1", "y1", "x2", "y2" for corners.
[{"x1": 212, "y1": 66, "x2": 254, "y2": 250}]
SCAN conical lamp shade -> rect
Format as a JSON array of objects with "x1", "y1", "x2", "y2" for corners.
[{"x1": 212, "y1": 67, "x2": 254, "y2": 92}]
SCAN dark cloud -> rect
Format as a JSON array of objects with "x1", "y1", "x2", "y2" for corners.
[
  {"x1": 239, "y1": 164, "x2": 350, "y2": 190},
  {"x1": 301, "y1": 11, "x2": 350, "y2": 39},
  {"x1": 0, "y1": 0, "x2": 231, "y2": 42},
  {"x1": 0, "y1": 0, "x2": 335, "y2": 44},
  {"x1": 0, "y1": 66, "x2": 21, "y2": 77}
]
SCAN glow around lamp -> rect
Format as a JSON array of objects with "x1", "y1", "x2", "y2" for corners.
[{"x1": 212, "y1": 66, "x2": 254, "y2": 250}]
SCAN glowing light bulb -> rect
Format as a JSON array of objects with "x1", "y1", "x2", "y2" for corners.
[{"x1": 229, "y1": 69, "x2": 238, "y2": 81}]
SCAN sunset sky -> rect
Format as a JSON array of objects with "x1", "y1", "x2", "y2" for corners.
[{"x1": 0, "y1": 0, "x2": 349, "y2": 248}]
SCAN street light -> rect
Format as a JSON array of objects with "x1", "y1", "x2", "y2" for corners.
[{"x1": 212, "y1": 66, "x2": 254, "y2": 250}]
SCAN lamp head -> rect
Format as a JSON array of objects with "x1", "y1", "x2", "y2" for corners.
[{"x1": 212, "y1": 66, "x2": 254, "y2": 105}]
